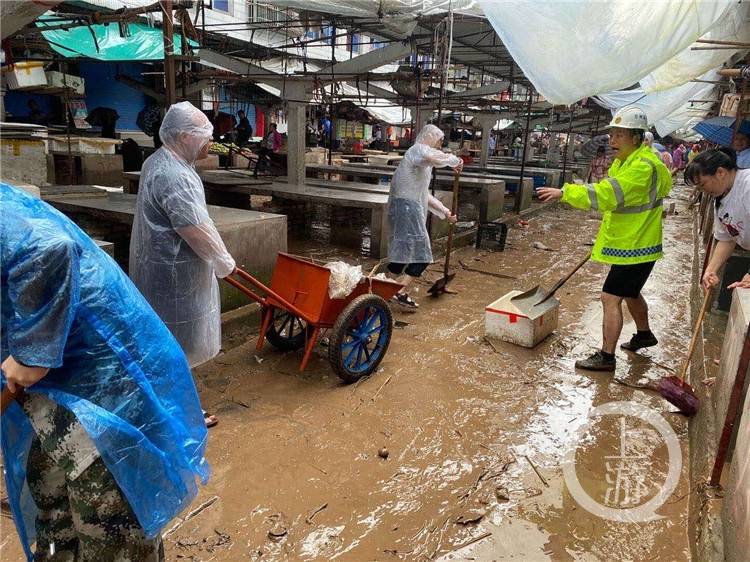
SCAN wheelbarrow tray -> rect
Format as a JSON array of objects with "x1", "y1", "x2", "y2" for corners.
[{"x1": 266, "y1": 253, "x2": 401, "y2": 327}]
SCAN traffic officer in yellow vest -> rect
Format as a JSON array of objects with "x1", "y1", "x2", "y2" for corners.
[{"x1": 537, "y1": 106, "x2": 672, "y2": 371}]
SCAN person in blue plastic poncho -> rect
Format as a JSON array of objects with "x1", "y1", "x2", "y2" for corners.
[
  {"x1": 1, "y1": 183, "x2": 209, "y2": 561},
  {"x1": 130, "y1": 102, "x2": 235, "y2": 378}
]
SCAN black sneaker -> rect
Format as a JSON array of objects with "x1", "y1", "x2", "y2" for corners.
[
  {"x1": 575, "y1": 351, "x2": 616, "y2": 372},
  {"x1": 391, "y1": 293, "x2": 419, "y2": 311},
  {"x1": 620, "y1": 332, "x2": 658, "y2": 351}
]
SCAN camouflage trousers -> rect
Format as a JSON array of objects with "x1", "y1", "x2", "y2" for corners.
[{"x1": 24, "y1": 397, "x2": 164, "y2": 562}]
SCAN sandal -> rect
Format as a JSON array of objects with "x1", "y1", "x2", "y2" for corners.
[
  {"x1": 391, "y1": 292, "x2": 419, "y2": 310},
  {"x1": 203, "y1": 410, "x2": 218, "y2": 428}
]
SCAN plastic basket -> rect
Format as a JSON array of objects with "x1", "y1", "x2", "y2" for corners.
[{"x1": 475, "y1": 222, "x2": 508, "y2": 251}]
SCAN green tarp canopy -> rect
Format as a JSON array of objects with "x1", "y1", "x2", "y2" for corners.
[{"x1": 37, "y1": 15, "x2": 198, "y2": 61}]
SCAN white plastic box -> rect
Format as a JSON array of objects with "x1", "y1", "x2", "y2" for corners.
[
  {"x1": 48, "y1": 137, "x2": 121, "y2": 155},
  {"x1": 485, "y1": 290, "x2": 559, "y2": 348},
  {"x1": 45, "y1": 71, "x2": 85, "y2": 95},
  {"x1": 2, "y1": 62, "x2": 47, "y2": 90},
  {"x1": 78, "y1": 138, "x2": 120, "y2": 154}
]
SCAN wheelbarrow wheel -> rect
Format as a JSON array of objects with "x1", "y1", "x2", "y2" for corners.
[
  {"x1": 329, "y1": 294, "x2": 393, "y2": 383},
  {"x1": 265, "y1": 308, "x2": 311, "y2": 351}
]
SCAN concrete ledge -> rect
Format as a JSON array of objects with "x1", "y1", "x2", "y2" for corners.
[
  {"x1": 714, "y1": 290, "x2": 750, "y2": 562},
  {"x1": 688, "y1": 225, "x2": 724, "y2": 561},
  {"x1": 687, "y1": 207, "x2": 750, "y2": 562},
  {"x1": 46, "y1": 192, "x2": 287, "y2": 312}
]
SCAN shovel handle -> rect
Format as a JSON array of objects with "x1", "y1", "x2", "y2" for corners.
[
  {"x1": 537, "y1": 252, "x2": 591, "y2": 305},
  {"x1": 443, "y1": 170, "x2": 461, "y2": 277},
  {"x1": 678, "y1": 288, "x2": 713, "y2": 384}
]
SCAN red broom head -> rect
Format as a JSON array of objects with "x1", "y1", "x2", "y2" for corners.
[{"x1": 657, "y1": 376, "x2": 699, "y2": 416}]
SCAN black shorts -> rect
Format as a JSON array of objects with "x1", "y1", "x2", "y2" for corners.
[
  {"x1": 602, "y1": 261, "x2": 656, "y2": 298},
  {"x1": 387, "y1": 262, "x2": 430, "y2": 277}
]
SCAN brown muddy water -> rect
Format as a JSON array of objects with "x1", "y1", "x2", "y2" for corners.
[{"x1": 1, "y1": 194, "x2": 699, "y2": 562}]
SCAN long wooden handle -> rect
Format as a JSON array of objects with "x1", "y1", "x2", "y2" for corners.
[
  {"x1": 678, "y1": 288, "x2": 713, "y2": 383},
  {"x1": 1, "y1": 387, "x2": 17, "y2": 415},
  {"x1": 443, "y1": 170, "x2": 461, "y2": 276},
  {"x1": 538, "y1": 253, "x2": 591, "y2": 305}
]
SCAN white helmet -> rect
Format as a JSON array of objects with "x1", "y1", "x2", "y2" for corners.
[{"x1": 607, "y1": 106, "x2": 648, "y2": 130}]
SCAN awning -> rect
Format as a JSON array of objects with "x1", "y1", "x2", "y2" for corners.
[{"x1": 37, "y1": 15, "x2": 197, "y2": 61}]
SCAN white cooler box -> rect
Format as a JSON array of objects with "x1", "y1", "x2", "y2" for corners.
[
  {"x1": 485, "y1": 290, "x2": 559, "y2": 348},
  {"x1": 2, "y1": 62, "x2": 47, "y2": 90}
]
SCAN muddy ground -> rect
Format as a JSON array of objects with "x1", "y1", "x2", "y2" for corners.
[{"x1": 2, "y1": 190, "x2": 704, "y2": 562}]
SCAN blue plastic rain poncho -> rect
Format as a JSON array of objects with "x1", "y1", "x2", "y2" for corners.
[
  {"x1": 387, "y1": 124, "x2": 462, "y2": 264},
  {"x1": 0, "y1": 183, "x2": 209, "y2": 561},
  {"x1": 130, "y1": 101, "x2": 235, "y2": 367}
]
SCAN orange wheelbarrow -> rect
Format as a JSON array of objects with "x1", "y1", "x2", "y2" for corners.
[{"x1": 224, "y1": 253, "x2": 403, "y2": 383}]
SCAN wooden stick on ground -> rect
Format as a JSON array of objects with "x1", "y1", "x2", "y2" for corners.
[
  {"x1": 164, "y1": 496, "x2": 219, "y2": 536},
  {"x1": 372, "y1": 375, "x2": 392, "y2": 401},
  {"x1": 483, "y1": 336, "x2": 501, "y2": 354},
  {"x1": 305, "y1": 502, "x2": 328, "y2": 524},
  {"x1": 449, "y1": 531, "x2": 493, "y2": 553},
  {"x1": 458, "y1": 467, "x2": 489, "y2": 501},
  {"x1": 524, "y1": 455, "x2": 549, "y2": 488},
  {"x1": 458, "y1": 260, "x2": 517, "y2": 280}
]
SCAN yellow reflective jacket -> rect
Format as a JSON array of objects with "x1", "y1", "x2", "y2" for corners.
[{"x1": 560, "y1": 143, "x2": 672, "y2": 265}]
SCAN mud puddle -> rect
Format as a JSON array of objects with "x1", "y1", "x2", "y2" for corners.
[{"x1": 1, "y1": 192, "x2": 698, "y2": 561}]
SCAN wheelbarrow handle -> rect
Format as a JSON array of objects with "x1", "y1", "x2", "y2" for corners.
[
  {"x1": 223, "y1": 270, "x2": 268, "y2": 306},
  {"x1": 223, "y1": 267, "x2": 312, "y2": 323}
]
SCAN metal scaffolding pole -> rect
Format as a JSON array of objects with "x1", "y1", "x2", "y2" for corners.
[
  {"x1": 515, "y1": 88, "x2": 533, "y2": 213},
  {"x1": 162, "y1": 0, "x2": 176, "y2": 108},
  {"x1": 561, "y1": 107, "x2": 574, "y2": 183}
]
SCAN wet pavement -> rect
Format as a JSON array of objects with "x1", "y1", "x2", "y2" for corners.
[{"x1": 1, "y1": 194, "x2": 698, "y2": 561}]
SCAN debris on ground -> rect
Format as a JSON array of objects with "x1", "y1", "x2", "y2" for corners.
[{"x1": 532, "y1": 241, "x2": 553, "y2": 251}]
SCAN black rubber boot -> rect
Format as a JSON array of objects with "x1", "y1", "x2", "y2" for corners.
[
  {"x1": 620, "y1": 332, "x2": 658, "y2": 351},
  {"x1": 575, "y1": 351, "x2": 616, "y2": 372}
]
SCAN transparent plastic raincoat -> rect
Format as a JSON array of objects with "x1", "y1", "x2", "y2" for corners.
[
  {"x1": 130, "y1": 102, "x2": 235, "y2": 367},
  {"x1": 387, "y1": 124, "x2": 461, "y2": 264},
  {"x1": 0, "y1": 183, "x2": 209, "y2": 561}
]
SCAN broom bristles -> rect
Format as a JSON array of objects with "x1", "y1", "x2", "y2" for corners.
[{"x1": 658, "y1": 376, "x2": 699, "y2": 416}]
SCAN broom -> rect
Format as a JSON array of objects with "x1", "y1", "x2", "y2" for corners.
[{"x1": 656, "y1": 288, "x2": 711, "y2": 416}]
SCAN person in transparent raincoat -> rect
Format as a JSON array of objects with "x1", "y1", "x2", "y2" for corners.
[
  {"x1": 130, "y1": 102, "x2": 236, "y2": 373},
  {"x1": 1, "y1": 183, "x2": 209, "y2": 561},
  {"x1": 386, "y1": 124, "x2": 463, "y2": 310}
]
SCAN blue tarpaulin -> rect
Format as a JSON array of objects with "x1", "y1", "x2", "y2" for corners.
[
  {"x1": 692, "y1": 116, "x2": 750, "y2": 146},
  {"x1": 37, "y1": 15, "x2": 197, "y2": 61}
]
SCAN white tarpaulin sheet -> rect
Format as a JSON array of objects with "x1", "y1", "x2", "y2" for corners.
[
  {"x1": 327, "y1": 83, "x2": 411, "y2": 125},
  {"x1": 269, "y1": 0, "x2": 481, "y2": 35},
  {"x1": 656, "y1": 101, "x2": 716, "y2": 137},
  {"x1": 478, "y1": 0, "x2": 735, "y2": 105},
  {"x1": 494, "y1": 119, "x2": 514, "y2": 130},
  {"x1": 640, "y1": 2, "x2": 750, "y2": 92},
  {"x1": 595, "y1": 74, "x2": 719, "y2": 136},
  {"x1": 595, "y1": 69, "x2": 720, "y2": 128},
  {"x1": 257, "y1": 78, "x2": 411, "y2": 125}
]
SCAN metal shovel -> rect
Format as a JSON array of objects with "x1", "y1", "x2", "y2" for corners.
[
  {"x1": 511, "y1": 252, "x2": 591, "y2": 312},
  {"x1": 428, "y1": 170, "x2": 461, "y2": 296}
]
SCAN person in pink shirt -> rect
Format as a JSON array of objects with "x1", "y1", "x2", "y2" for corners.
[
  {"x1": 254, "y1": 123, "x2": 283, "y2": 177},
  {"x1": 659, "y1": 149, "x2": 673, "y2": 170},
  {"x1": 672, "y1": 144, "x2": 685, "y2": 171},
  {"x1": 266, "y1": 123, "x2": 282, "y2": 153}
]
